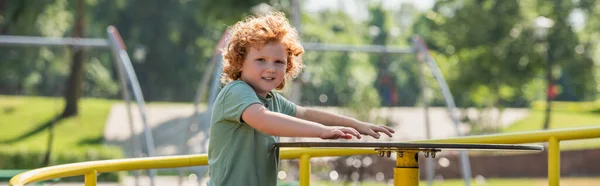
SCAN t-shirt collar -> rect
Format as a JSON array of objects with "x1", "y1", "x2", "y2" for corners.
[{"x1": 256, "y1": 91, "x2": 273, "y2": 102}]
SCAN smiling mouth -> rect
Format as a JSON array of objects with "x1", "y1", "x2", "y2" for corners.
[{"x1": 262, "y1": 77, "x2": 275, "y2": 80}]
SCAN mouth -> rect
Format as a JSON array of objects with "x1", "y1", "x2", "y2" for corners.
[{"x1": 261, "y1": 77, "x2": 275, "y2": 81}]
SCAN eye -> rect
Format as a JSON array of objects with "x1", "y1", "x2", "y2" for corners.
[
  {"x1": 256, "y1": 58, "x2": 265, "y2": 62},
  {"x1": 275, "y1": 60, "x2": 286, "y2": 64}
]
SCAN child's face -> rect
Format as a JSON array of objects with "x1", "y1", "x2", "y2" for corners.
[{"x1": 241, "y1": 41, "x2": 288, "y2": 97}]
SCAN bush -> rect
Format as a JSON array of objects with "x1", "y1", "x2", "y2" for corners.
[{"x1": 0, "y1": 145, "x2": 123, "y2": 182}]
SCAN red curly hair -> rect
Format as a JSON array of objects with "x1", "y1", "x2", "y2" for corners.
[{"x1": 221, "y1": 11, "x2": 304, "y2": 90}]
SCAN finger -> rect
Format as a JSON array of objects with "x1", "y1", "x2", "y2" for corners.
[
  {"x1": 376, "y1": 127, "x2": 393, "y2": 137},
  {"x1": 342, "y1": 128, "x2": 361, "y2": 139},
  {"x1": 383, "y1": 126, "x2": 396, "y2": 133},
  {"x1": 341, "y1": 134, "x2": 353, "y2": 139},
  {"x1": 365, "y1": 129, "x2": 380, "y2": 139},
  {"x1": 350, "y1": 128, "x2": 361, "y2": 139},
  {"x1": 350, "y1": 128, "x2": 361, "y2": 138}
]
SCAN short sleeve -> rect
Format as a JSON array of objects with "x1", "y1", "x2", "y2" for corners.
[
  {"x1": 274, "y1": 92, "x2": 297, "y2": 117},
  {"x1": 221, "y1": 82, "x2": 262, "y2": 123}
]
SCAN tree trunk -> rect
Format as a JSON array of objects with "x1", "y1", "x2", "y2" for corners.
[
  {"x1": 41, "y1": 118, "x2": 56, "y2": 167},
  {"x1": 0, "y1": 0, "x2": 10, "y2": 34},
  {"x1": 542, "y1": 48, "x2": 553, "y2": 130},
  {"x1": 61, "y1": 0, "x2": 85, "y2": 118}
]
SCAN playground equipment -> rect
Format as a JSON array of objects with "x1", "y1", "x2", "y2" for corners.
[
  {"x1": 0, "y1": 26, "x2": 158, "y2": 186},
  {"x1": 9, "y1": 126, "x2": 600, "y2": 186},
  {"x1": 275, "y1": 142, "x2": 543, "y2": 186}
]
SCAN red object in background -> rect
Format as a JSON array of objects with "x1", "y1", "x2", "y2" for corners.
[
  {"x1": 548, "y1": 84, "x2": 558, "y2": 99},
  {"x1": 391, "y1": 87, "x2": 398, "y2": 104}
]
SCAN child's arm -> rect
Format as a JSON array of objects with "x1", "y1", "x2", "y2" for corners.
[
  {"x1": 295, "y1": 106, "x2": 395, "y2": 139},
  {"x1": 242, "y1": 104, "x2": 362, "y2": 139}
]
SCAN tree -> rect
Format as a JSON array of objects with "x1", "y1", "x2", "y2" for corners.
[
  {"x1": 414, "y1": 0, "x2": 543, "y2": 109},
  {"x1": 538, "y1": 0, "x2": 596, "y2": 129},
  {"x1": 413, "y1": 0, "x2": 597, "y2": 130},
  {"x1": 60, "y1": 0, "x2": 85, "y2": 118}
]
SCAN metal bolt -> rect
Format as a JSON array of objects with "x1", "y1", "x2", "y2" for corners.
[
  {"x1": 432, "y1": 152, "x2": 436, "y2": 158},
  {"x1": 379, "y1": 151, "x2": 385, "y2": 157},
  {"x1": 386, "y1": 151, "x2": 392, "y2": 157},
  {"x1": 424, "y1": 152, "x2": 429, "y2": 158}
]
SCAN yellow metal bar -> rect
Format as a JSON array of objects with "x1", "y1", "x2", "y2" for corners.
[
  {"x1": 418, "y1": 126, "x2": 600, "y2": 144},
  {"x1": 280, "y1": 148, "x2": 376, "y2": 160},
  {"x1": 84, "y1": 170, "x2": 97, "y2": 186},
  {"x1": 299, "y1": 154, "x2": 311, "y2": 186},
  {"x1": 394, "y1": 151, "x2": 419, "y2": 186},
  {"x1": 10, "y1": 126, "x2": 600, "y2": 186},
  {"x1": 548, "y1": 137, "x2": 560, "y2": 186},
  {"x1": 10, "y1": 154, "x2": 208, "y2": 186}
]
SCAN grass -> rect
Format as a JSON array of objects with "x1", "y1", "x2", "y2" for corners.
[
  {"x1": 501, "y1": 109, "x2": 600, "y2": 150},
  {"x1": 307, "y1": 177, "x2": 600, "y2": 186},
  {"x1": 503, "y1": 110, "x2": 600, "y2": 132},
  {"x1": 0, "y1": 95, "x2": 117, "y2": 150}
]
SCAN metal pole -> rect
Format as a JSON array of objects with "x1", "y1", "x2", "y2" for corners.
[
  {"x1": 417, "y1": 50, "x2": 435, "y2": 186},
  {"x1": 84, "y1": 170, "x2": 97, "y2": 186},
  {"x1": 303, "y1": 43, "x2": 412, "y2": 54},
  {"x1": 548, "y1": 137, "x2": 560, "y2": 186},
  {"x1": 107, "y1": 26, "x2": 156, "y2": 186},
  {"x1": 109, "y1": 34, "x2": 140, "y2": 186},
  {"x1": 0, "y1": 35, "x2": 109, "y2": 47},
  {"x1": 413, "y1": 35, "x2": 472, "y2": 186},
  {"x1": 291, "y1": 0, "x2": 302, "y2": 34},
  {"x1": 299, "y1": 154, "x2": 311, "y2": 186},
  {"x1": 394, "y1": 151, "x2": 419, "y2": 186}
]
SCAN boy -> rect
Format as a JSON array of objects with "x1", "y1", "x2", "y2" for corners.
[{"x1": 208, "y1": 12, "x2": 394, "y2": 186}]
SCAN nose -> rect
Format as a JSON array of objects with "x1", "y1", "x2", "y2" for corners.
[{"x1": 265, "y1": 64, "x2": 275, "y2": 73}]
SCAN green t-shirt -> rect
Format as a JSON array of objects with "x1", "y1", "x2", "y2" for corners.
[{"x1": 208, "y1": 80, "x2": 297, "y2": 186}]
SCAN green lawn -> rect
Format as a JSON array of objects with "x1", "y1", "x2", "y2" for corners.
[
  {"x1": 0, "y1": 95, "x2": 117, "y2": 150},
  {"x1": 503, "y1": 110, "x2": 600, "y2": 132},
  {"x1": 502, "y1": 109, "x2": 600, "y2": 150}
]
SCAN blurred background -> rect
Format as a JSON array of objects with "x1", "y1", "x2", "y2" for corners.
[{"x1": 1, "y1": 0, "x2": 599, "y2": 185}]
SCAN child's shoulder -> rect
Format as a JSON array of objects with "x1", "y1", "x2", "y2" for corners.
[
  {"x1": 222, "y1": 80, "x2": 250, "y2": 89},
  {"x1": 220, "y1": 80, "x2": 254, "y2": 95}
]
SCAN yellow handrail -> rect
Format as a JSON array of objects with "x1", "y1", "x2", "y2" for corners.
[
  {"x1": 9, "y1": 154, "x2": 208, "y2": 186},
  {"x1": 8, "y1": 148, "x2": 375, "y2": 186},
  {"x1": 9, "y1": 126, "x2": 600, "y2": 186},
  {"x1": 416, "y1": 126, "x2": 600, "y2": 144}
]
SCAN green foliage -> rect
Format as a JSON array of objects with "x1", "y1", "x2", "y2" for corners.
[
  {"x1": 0, "y1": 0, "x2": 271, "y2": 102},
  {"x1": 298, "y1": 3, "x2": 421, "y2": 110},
  {"x1": 1, "y1": 0, "x2": 598, "y2": 107},
  {"x1": 413, "y1": 0, "x2": 598, "y2": 108}
]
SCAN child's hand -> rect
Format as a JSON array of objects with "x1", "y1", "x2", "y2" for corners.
[
  {"x1": 355, "y1": 122, "x2": 395, "y2": 139},
  {"x1": 320, "y1": 127, "x2": 361, "y2": 140}
]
